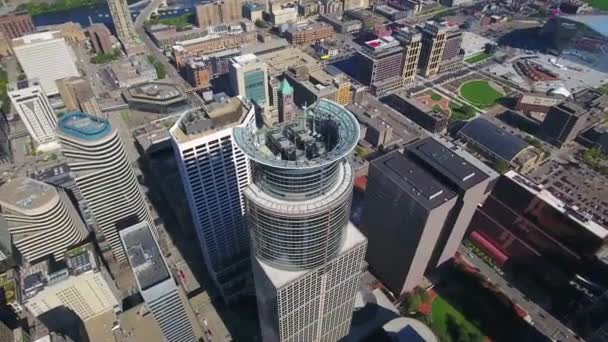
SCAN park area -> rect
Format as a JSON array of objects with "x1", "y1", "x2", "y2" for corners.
[
  {"x1": 588, "y1": 0, "x2": 608, "y2": 10},
  {"x1": 459, "y1": 80, "x2": 504, "y2": 108},
  {"x1": 465, "y1": 52, "x2": 494, "y2": 64}
]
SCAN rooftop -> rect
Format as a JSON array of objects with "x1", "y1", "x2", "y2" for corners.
[
  {"x1": 234, "y1": 99, "x2": 360, "y2": 170},
  {"x1": 561, "y1": 15, "x2": 608, "y2": 38},
  {"x1": 373, "y1": 150, "x2": 456, "y2": 210},
  {"x1": 363, "y1": 36, "x2": 400, "y2": 51},
  {"x1": 11, "y1": 30, "x2": 62, "y2": 46},
  {"x1": 124, "y1": 82, "x2": 187, "y2": 108},
  {"x1": 406, "y1": 137, "x2": 490, "y2": 190},
  {"x1": 553, "y1": 100, "x2": 588, "y2": 117},
  {"x1": 231, "y1": 53, "x2": 261, "y2": 67},
  {"x1": 58, "y1": 112, "x2": 113, "y2": 141},
  {"x1": 505, "y1": 171, "x2": 608, "y2": 238},
  {"x1": 458, "y1": 118, "x2": 532, "y2": 162},
  {"x1": 120, "y1": 222, "x2": 170, "y2": 291},
  {"x1": 518, "y1": 93, "x2": 563, "y2": 107},
  {"x1": 258, "y1": 47, "x2": 321, "y2": 77},
  {"x1": 0, "y1": 177, "x2": 57, "y2": 214},
  {"x1": 171, "y1": 96, "x2": 252, "y2": 143},
  {"x1": 7, "y1": 79, "x2": 42, "y2": 92}
]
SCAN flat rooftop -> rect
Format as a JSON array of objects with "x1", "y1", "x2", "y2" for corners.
[
  {"x1": 0, "y1": 177, "x2": 57, "y2": 214},
  {"x1": 258, "y1": 47, "x2": 321, "y2": 77},
  {"x1": 406, "y1": 137, "x2": 490, "y2": 190},
  {"x1": 121, "y1": 223, "x2": 170, "y2": 291},
  {"x1": 519, "y1": 93, "x2": 562, "y2": 107},
  {"x1": 58, "y1": 112, "x2": 113, "y2": 141},
  {"x1": 11, "y1": 30, "x2": 61, "y2": 46},
  {"x1": 373, "y1": 150, "x2": 456, "y2": 210},
  {"x1": 505, "y1": 170, "x2": 608, "y2": 239}
]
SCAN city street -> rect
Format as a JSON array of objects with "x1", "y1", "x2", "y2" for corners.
[{"x1": 458, "y1": 245, "x2": 580, "y2": 342}]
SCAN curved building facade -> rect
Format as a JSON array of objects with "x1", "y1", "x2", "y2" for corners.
[
  {"x1": 57, "y1": 112, "x2": 152, "y2": 262},
  {"x1": 0, "y1": 177, "x2": 88, "y2": 262},
  {"x1": 235, "y1": 99, "x2": 368, "y2": 342}
]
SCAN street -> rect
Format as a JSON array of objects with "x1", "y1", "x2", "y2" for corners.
[{"x1": 458, "y1": 245, "x2": 580, "y2": 342}]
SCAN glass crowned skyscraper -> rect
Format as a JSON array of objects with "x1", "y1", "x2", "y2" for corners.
[{"x1": 234, "y1": 99, "x2": 367, "y2": 342}]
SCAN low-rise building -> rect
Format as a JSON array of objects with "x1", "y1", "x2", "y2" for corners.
[
  {"x1": 146, "y1": 24, "x2": 207, "y2": 50},
  {"x1": 172, "y1": 30, "x2": 257, "y2": 68},
  {"x1": 87, "y1": 23, "x2": 115, "y2": 54},
  {"x1": 285, "y1": 22, "x2": 335, "y2": 45},
  {"x1": 374, "y1": 5, "x2": 411, "y2": 21},
  {"x1": 108, "y1": 55, "x2": 157, "y2": 88},
  {"x1": 243, "y1": 2, "x2": 266, "y2": 22},
  {"x1": 268, "y1": 0, "x2": 298, "y2": 26},
  {"x1": 22, "y1": 243, "x2": 121, "y2": 321},
  {"x1": 345, "y1": 9, "x2": 387, "y2": 31},
  {"x1": 319, "y1": 14, "x2": 362, "y2": 33},
  {"x1": 123, "y1": 82, "x2": 189, "y2": 113},
  {"x1": 184, "y1": 57, "x2": 213, "y2": 88},
  {"x1": 539, "y1": 101, "x2": 591, "y2": 148},
  {"x1": 516, "y1": 93, "x2": 563, "y2": 122},
  {"x1": 38, "y1": 22, "x2": 87, "y2": 44},
  {"x1": 382, "y1": 93, "x2": 448, "y2": 133}
]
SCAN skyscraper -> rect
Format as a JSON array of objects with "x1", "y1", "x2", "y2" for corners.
[
  {"x1": 7, "y1": 79, "x2": 60, "y2": 152},
  {"x1": 395, "y1": 27, "x2": 422, "y2": 84},
  {"x1": 363, "y1": 137, "x2": 497, "y2": 296},
  {"x1": 438, "y1": 26, "x2": 463, "y2": 74},
  {"x1": 57, "y1": 112, "x2": 153, "y2": 262},
  {"x1": 356, "y1": 36, "x2": 405, "y2": 96},
  {"x1": 56, "y1": 76, "x2": 102, "y2": 116},
  {"x1": 230, "y1": 54, "x2": 271, "y2": 122},
  {"x1": 12, "y1": 31, "x2": 80, "y2": 95},
  {"x1": 234, "y1": 99, "x2": 367, "y2": 342},
  {"x1": 170, "y1": 97, "x2": 256, "y2": 302},
  {"x1": 0, "y1": 177, "x2": 88, "y2": 263},
  {"x1": 106, "y1": 0, "x2": 144, "y2": 55},
  {"x1": 120, "y1": 221, "x2": 198, "y2": 342},
  {"x1": 277, "y1": 78, "x2": 296, "y2": 123},
  {"x1": 417, "y1": 21, "x2": 449, "y2": 78}
]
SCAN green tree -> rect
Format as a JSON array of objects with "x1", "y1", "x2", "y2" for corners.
[
  {"x1": 493, "y1": 160, "x2": 511, "y2": 174},
  {"x1": 255, "y1": 19, "x2": 268, "y2": 28}
]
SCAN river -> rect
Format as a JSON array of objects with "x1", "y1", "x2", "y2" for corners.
[{"x1": 32, "y1": 0, "x2": 204, "y2": 28}]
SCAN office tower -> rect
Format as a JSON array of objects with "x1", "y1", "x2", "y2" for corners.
[
  {"x1": 57, "y1": 112, "x2": 153, "y2": 262},
  {"x1": 7, "y1": 79, "x2": 60, "y2": 152},
  {"x1": 87, "y1": 23, "x2": 114, "y2": 54},
  {"x1": 277, "y1": 78, "x2": 296, "y2": 122},
  {"x1": 12, "y1": 31, "x2": 80, "y2": 95},
  {"x1": 56, "y1": 77, "x2": 102, "y2": 116},
  {"x1": 106, "y1": 0, "x2": 144, "y2": 55},
  {"x1": 235, "y1": 99, "x2": 367, "y2": 342},
  {"x1": 0, "y1": 177, "x2": 88, "y2": 263},
  {"x1": 0, "y1": 13, "x2": 35, "y2": 40},
  {"x1": 120, "y1": 221, "x2": 198, "y2": 342},
  {"x1": 267, "y1": 0, "x2": 298, "y2": 26},
  {"x1": 195, "y1": 0, "x2": 245, "y2": 28},
  {"x1": 170, "y1": 97, "x2": 256, "y2": 303},
  {"x1": 356, "y1": 36, "x2": 405, "y2": 96},
  {"x1": 539, "y1": 100, "x2": 590, "y2": 148},
  {"x1": 22, "y1": 243, "x2": 121, "y2": 321},
  {"x1": 395, "y1": 27, "x2": 421, "y2": 83},
  {"x1": 438, "y1": 26, "x2": 463, "y2": 74},
  {"x1": 363, "y1": 137, "x2": 496, "y2": 296},
  {"x1": 230, "y1": 54, "x2": 271, "y2": 123},
  {"x1": 417, "y1": 21, "x2": 449, "y2": 78}
]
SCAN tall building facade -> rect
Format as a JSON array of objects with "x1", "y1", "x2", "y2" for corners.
[
  {"x1": 539, "y1": 101, "x2": 590, "y2": 148},
  {"x1": 56, "y1": 77, "x2": 102, "y2": 116},
  {"x1": 120, "y1": 221, "x2": 198, "y2": 342},
  {"x1": 170, "y1": 97, "x2": 256, "y2": 302},
  {"x1": 438, "y1": 26, "x2": 463, "y2": 74},
  {"x1": 106, "y1": 0, "x2": 144, "y2": 55},
  {"x1": 195, "y1": 0, "x2": 245, "y2": 28},
  {"x1": 235, "y1": 99, "x2": 367, "y2": 342},
  {"x1": 22, "y1": 243, "x2": 121, "y2": 321},
  {"x1": 0, "y1": 178, "x2": 88, "y2": 263},
  {"x1": 0, "y1": 13, "x2": 35, "y2": 40},
  {"x1": 417, "y1": 21, "x2": 448, "y2": 78},
  {"x1": 57, "y1": 112, "x2": 153, "y2": 262},
  {"x1": 395, "y1": 28, "x2": 422, "y2": 84},
  {"x1": 230, "y1": 54, "x2": 272, "y2": 124},
  {"x1": 7, "y1": 79, "x2": 60, "y2": 152},
  {"x1": 356, "y1": 36, "x2": 404, "y2": 96},
  {"x1": 363, "y1": 137, "x2": 497, "y2": 296},
  {"x1": 12, "y1": 31, "x2": 80, "y2": 95}
]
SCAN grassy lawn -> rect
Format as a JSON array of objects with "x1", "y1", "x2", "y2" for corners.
[
  {"x1": 432, "y1": 296, "x2": 485, "y2": 342},
  {"x1": 588, "y1": 0, "x2": 608, "y2": 10},
  {"x1": 431, "y1": 92, "x2": 442, "y2": 101},
  {"x1": 450, "y1": 102, "x2": 476, "y2": 122},
  {"x1": 460, "y1": 80, "x2": 503, "y2": 108},
  {"x1": 465, "y1": 52, "x2": 493, "y2": 64}
]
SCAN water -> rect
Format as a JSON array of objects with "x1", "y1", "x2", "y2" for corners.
[{"x1": 32, "y1": 0, "x2": 201, "y2": 28}]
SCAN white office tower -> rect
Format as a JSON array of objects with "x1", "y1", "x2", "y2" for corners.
[
  {"x1": 229, "y1": 54, "x2": 273, "y2": 125},
  {"x1": 120, "y1": 222, "x2": 198, "y2": 342},
  {"x1": 234, "y1": 99, "x2": 368, "y2": 342},
  {"x1": 57, "y1": 112, "x2": 153, "y2": 262},
  {"x1": 7, "y1": 79, "x2": 60, "y2": 152},
  {"x1": 22, "y1": 243, "x2": 121, "y2": 321},
  {"x1": 0, "y1": 177, "x2": 88, "y2": 263},
  {"x1": 12, "y1": 31, "x2": 79, "y2": 95},
  {"x1": 170, "y1": 96, "x2": 256, "y2": 303}
]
